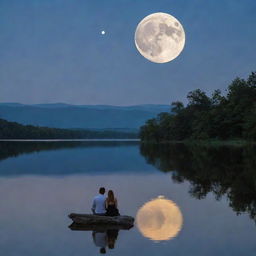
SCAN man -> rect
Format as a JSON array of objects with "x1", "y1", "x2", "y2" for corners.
[{"x1": 92, "y1": 187, "x2": 106, "y2": 215}]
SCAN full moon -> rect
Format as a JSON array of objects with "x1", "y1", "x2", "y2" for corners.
[
  {"x1": 135, "y1": 12, "x2": 185, "y2": 63},
  {"x1": 136, "y1": 197, "x2": 183, "y2": 241}
]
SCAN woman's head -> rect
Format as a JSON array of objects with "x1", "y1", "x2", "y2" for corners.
[{"x1": 108, "y1": 190, "x2": 115, "y2": 201}]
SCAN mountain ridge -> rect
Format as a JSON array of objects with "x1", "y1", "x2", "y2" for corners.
[{"x1": 0, "y1": 103, "x2": 171, "y2": 130}]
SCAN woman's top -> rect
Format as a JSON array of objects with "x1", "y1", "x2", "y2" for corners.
[{"x1": 106, "y1": 198, "x2": 120, "y2": 216}]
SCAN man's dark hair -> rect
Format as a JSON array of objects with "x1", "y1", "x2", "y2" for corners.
[{"x1": 99, "y1": 187, "x2": 105, "y2": 194}]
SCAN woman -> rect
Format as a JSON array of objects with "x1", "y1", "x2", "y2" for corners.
[{"x1": 105, "y1": 190, "x2": 120, "y2": 216}]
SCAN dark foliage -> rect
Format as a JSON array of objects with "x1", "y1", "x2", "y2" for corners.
[
  {"x1": 140, "y1": 143, "x2": 256, "y2": 222},
  {"x1": 0, "y1": 119, "x2": 138, "y2": 139},
  {"x1": 140, "y1": 72, "x2": 256, "y2": 141},
  {"x1": 0, "y1": 141, "x2": 138, "y2": 164}
]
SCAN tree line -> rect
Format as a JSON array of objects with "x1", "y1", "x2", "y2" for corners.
[
  {"x1": 140, "y1": 72, "x2": 256, "y2": 141},
  {"x1": 0, "y1": 119, "x2": 137, "y2": 139}
]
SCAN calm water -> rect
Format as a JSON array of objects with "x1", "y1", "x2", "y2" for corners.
[{"x1": 0, "y1": 141, "x2": 256, "y2": 255}]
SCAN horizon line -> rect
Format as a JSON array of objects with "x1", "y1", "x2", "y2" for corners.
[{"x1": 0, "y1": 102, "x2": 171, "y2": 107}]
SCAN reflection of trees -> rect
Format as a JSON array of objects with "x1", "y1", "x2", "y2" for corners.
[
  {"x1": 140, "y1": 143, "x2": 256, "y2": 222},
  {"x1": 0, "y1": 141, "x2": 138, "y2": 162}
]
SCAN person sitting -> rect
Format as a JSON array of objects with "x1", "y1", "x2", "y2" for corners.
[
  {"x1": 92, "y1": 187, "x2": 106, "y2": 215},
  {"x1": 105, "y1": 190, "x2": 120, "y2": 216}
]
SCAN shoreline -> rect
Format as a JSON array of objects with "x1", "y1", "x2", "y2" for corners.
[
  {"x1": 1, "y1": 139, "x2": 255, "y2": 146},
  {"x1": 140, "y1": 139, "x2": 256, "y2": 146},
  {"x1": 0, "y1": 139, "x2": 140, "y2": 142}
]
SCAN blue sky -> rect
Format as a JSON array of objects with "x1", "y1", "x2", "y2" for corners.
[{"x1": 0, "y1": 0, "x2": 255, "y2": 105}]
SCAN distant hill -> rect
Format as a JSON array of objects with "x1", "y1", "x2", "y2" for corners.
[{"x1": 0, "y1": 103, "x2": 171, "y2": 130}]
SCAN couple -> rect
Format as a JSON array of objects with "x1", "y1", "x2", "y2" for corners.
[{"x1": 92, "y1": 187, "x2": 120, "y2": 216}]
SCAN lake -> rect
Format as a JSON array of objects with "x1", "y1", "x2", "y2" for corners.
[{"x1": 0, "y1": 141, "x2": 256, "y2": 255}]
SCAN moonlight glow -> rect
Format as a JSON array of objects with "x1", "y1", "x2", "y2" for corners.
[
  {"x1": 136, "y1": 197, "x2": 183, "y2": 241},
  {"x1": 135, "y1": 12, "x2": 185, "y2": 63}
]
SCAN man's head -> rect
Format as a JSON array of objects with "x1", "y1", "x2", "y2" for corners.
[{"x1": 99, "y1": 187, "x2": 105, "y2": 195}]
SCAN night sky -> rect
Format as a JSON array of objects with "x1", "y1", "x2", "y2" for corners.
[{"x1": 0, "y1": 0, "x2": 255, "y2": 105}]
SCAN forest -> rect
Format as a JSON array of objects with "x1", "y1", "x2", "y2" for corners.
[
  {"x1": 140, "y1": 72, "x2": 256, "y2": 142},
  {"x1": 0, "y1": 119, "x2": 137, "y2": 139}
]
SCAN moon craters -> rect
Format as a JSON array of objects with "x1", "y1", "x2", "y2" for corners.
[
  {"x1": 135, "y1": 12, "x2": 185, "y2": 63},
  {"x1": 158, "y1": 23, "x2": 182, "y2": 42}
]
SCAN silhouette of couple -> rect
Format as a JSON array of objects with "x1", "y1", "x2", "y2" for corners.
[{"x1": 91, "y1": 187, "x2": 120, "y2": 216}]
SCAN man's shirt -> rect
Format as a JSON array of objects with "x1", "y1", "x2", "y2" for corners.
[{"x1": 92, "y1": 194, "x2": 106, "y2": 214}]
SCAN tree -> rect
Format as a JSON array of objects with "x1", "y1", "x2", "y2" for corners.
[
  {"x1": 187, "y1": 89, "x2": 211, "y2": 110},
  {"x1": 171, "y1": 101, "x2": 184, "y2": 114},
  {"x1": 140, "y1": 71, "x2": 256, "y2": 142}
]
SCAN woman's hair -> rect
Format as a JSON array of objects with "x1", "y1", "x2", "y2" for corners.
[{"x1": 107, "y1": 190, "x2": 115, "y2": 202}]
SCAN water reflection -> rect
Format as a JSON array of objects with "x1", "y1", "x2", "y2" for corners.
[
  {"x1": 69, "y1": 222, "x2": 123, "y2": 253},
  {"x1": 93, "y1": 231, "x2": 108, "y2": 254},
  {"x1": 140, "y1": 143, "x2": 256, "y2": 222},
  {"x1": 136, "y1": 197, "x2": 183, "y2": 241},
  {"x1": 0, "y1": 141, "x2": 256, "y2": 255},
  {"x1": 0, "y1": 141, "x2": 139, "y2": 162},
  {"x1": 92, "y1": 229, "x2": 119, "y2": 254},
  {"x1": 0, "y1": 141, "x2": 149, "y2": 176}
]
